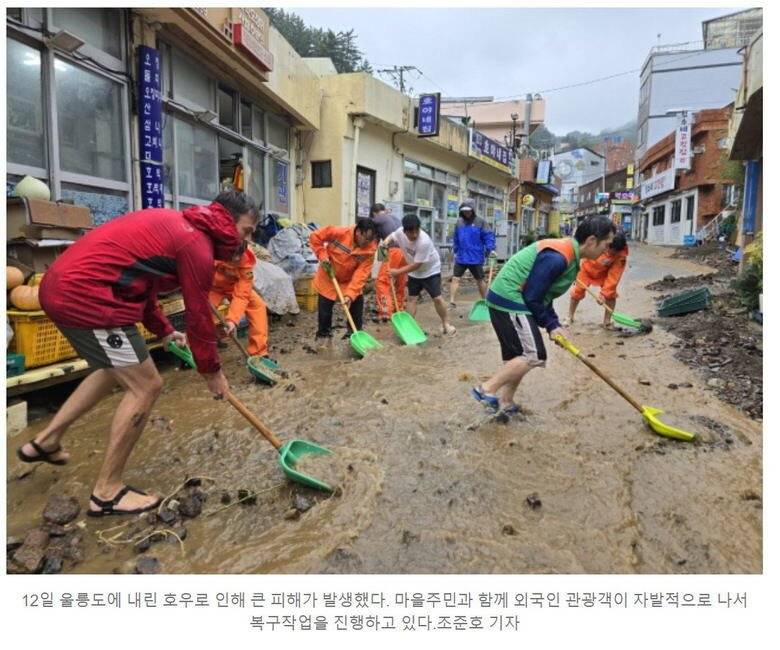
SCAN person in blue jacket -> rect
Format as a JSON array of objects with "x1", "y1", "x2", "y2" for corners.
[{"x1": 449, "y1": 199, "x2": 496, "y2": 307}]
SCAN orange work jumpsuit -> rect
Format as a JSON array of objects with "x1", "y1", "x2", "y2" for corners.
[
  {"x1": 375, "y1": 248, "x2": 408, "y2": 318},
  {"x1": 570, "y1": 247, "x2": 628, "y2": 301},
  {"x1": 309, "y1": 226, "x2": 377, "y2": 302},
  {"x1": 210, "y1": 247, "x2": 269, "y2": 357}
]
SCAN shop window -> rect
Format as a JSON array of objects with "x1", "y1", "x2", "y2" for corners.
[
  {"x1": 418, "y1": 164, "x2": 433, "y2": 178},
  {"x1": 404, "y1": 159, "x2": 419, "y2": 174},
  {"x1": 434, "y1": 169, "x2": 447, "y2": 183},
  {"x1": 51, "y1": 8, "x2": 122, "y2": 60},
  {"x1": 271, "y1": 159, "x2": 290, "y2": 214},
  {"x1": 60, "y1": 182, "x2": 129, "y2": 226},
  {"x1": 686, "y1": 196, "x2": 695, "y2": 221},
  {"x1": 433, "y1": 185, "x2": 446, "y2": 217},
  {"x1": 415, "y1": 179, "x2": 432, "y2": 206},
  {"x1": 172, "y1": 48, "x2": 214, "y2": 111},
  {"x1": 671, "y1": 199, "x2": 682, "y2": 223},
  {"x1": 7, "y1": 8, "x2": 22, "y2": 21},
  {"x1": 218, "y1": 85, "x2": 237, "y2": 131},
  {"x1": 218, "y1": 136, "x2": 242, "y2": 190},
  {"x1": 311, "y1": 161, "x2": 332, "y2": 188},
  {"x1": 163, "y1": 113, "x2": 174, "y2": 196},
  {"x1": 403, "y1": 177, "x2": 415, "y2": 203},
  {"x1": 55, "y1": 57, "x2": 126, "y2": 181},
  {"x1": 240, "y1": 100, "x2": 252, "y2": 139},
  {"x1": 175, "y1": 119, "x2": 218, "y2": 201},
  {"x1": 267, "y1": 116, "x2": 289, "y2": 151},
  {"x1": 246, "y1": 148, "x2": 265, "y2": 209},
  {"x1": 252, "y1": 107, "x2": 265, "y2": 143},
  {"x1": 6, "y1": 39, "x2": 47, "y2": 170},
  {"x1": 447, "y1": 173, "x2": 459, "y2": 189},
  {"x1": 652, "y1": 205, "x2": 666, "y2": 226}
]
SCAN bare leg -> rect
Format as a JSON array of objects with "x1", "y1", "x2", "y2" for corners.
[
  {"x1": 482, "y1": 357, "x2": 532, "y2": 397},
  {"x1": 568, "y1": 297, "x2": 582, "y2": 324},
  {"x1": 90, "y1": 358, "x2": 164, "y2": 512},
  {"x1": 433, "y1": 296, "x2": 454, "y2": 332},
  {"x1": 449, "y1": 277, "x2": 460, "y2": 305},
  {"x1": 477, "y1": 278, "x2": 487, "y2": 299},
  {"x1": 407, "y1": 295, "x2": 419, "y2": 318},
  {"x1": 497, "y1": 377, "x2": 523, "y2": 408},
  {"x1": 603, "y1": 298, "x2": 616, "y2": 327},
  {"x1": 20, "y1": 369, "x2": 118, "y2": 463}
]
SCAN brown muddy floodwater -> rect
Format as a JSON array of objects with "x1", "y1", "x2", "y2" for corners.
[{"x1": 6, "y1": 244, "x2": 762, "y2": 574}]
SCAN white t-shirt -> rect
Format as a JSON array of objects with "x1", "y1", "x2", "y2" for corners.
[{"x1": 388, "y1": 227, "x2": 441, "y2": 279}]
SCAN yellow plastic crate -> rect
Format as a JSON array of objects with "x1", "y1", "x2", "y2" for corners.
[
  {"x1": 296, "y1": 293, "x2": 318, "y2": 312},
  {"x1": 8, "y1": 310, "x2": 157, "y2": 368},
  {"x1": 7, "y1": 311, "x2": 78, "y2": 368},
  {"x1": 294, "y1": 276, "x2": 317, "y2": 296}
]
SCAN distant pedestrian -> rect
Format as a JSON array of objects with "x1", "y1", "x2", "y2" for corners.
[{"x1": 449, "y1": 199, "x2": 496, "y2": 307}]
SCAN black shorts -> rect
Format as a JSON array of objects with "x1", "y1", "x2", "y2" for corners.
[
  {"x1": 407, "y1": 273, "x2": 442, "y2": 299},
  {"x1": 488, "y1": 307, "x2": 547, "y2": 366},
  {"x1": 58, "y1": 324, "x2": 150, "y2": 369},
  {"x1": 453, "y1": 262, "x2": 485, "y2": 280}
]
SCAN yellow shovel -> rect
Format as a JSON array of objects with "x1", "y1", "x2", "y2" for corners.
[{"x1": 554, "y1": 334, "x2": 695, "y2": 442}]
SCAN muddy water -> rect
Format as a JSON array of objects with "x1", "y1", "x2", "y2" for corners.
[{"x1": 6, "y1": 244, "x2": 762, "y2": 573}]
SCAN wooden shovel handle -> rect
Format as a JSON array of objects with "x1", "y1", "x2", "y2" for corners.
[
  {"x1": 209, "y1": 303, "x2": 250, "y2": 360},
  {"x1": 388, "y1": 266, "x2": 400, "y2": 312},
  {"x1": 554, "y1": 334, "x2": 643, "y2": 413},
  {"x1": 329, "y1": 271, "x2": 358, "y2": 334},
  {"x1": 576, "y1": 279, "x2": 615, "y2": 316},
  {"x1": 225, "y1": 390, "x2": 283, "y2": 450},
  {"x1": 486, "y1": 258, "x2": 495, "y2": 285}
]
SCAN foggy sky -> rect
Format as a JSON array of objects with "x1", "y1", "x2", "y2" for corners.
[{"x1": 291, "y1": 6, "x2": 743, "y2": 135}]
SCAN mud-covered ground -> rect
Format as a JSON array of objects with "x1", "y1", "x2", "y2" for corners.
[{"x1": 6, "y1": 243, "x2": 762, "y2": 574}]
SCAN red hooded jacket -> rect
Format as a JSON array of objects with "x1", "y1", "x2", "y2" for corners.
[{"x1": 39, "y1": 203, "x2": 241, "y2": 374}]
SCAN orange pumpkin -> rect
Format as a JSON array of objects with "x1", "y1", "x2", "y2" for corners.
[
  {"x1": 10, "y1": 285, "x2": 41, "y2": 311},
  {"x1": 7, "y1": 266, "x2": 24, "y2": 290}
]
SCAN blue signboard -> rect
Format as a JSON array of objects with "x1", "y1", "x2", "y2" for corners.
[
  {"x1": 470, "y1": 129, "x2": 512, "y2": 170},
  {"x1": 137, "y1": 45, "x2": 163, "y2": 209},
  {"x1": 417, "y1": 93, "x2": 441, "y2": 138}
]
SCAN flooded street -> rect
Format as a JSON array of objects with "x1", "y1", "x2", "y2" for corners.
[{"x1": 6, "y1": 243, "x2": 762, "y2": 574}]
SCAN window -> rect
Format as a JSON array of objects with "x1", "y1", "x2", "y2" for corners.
[
  {"x1": 403, "y1": 177, "x2": 414, "y2": 203},
  {"x1": 267, "y1": 116, "x2": 289, "y2": 151},
  {"x1": 51, "y1": 8, "x2": 122, "y2": 59},
  {"x1": 6, "y1": 39, "x2": 46, "y2": 170},
  {"x1": 415, "y1": 179, "x2": 432, "y2": 206},
  {"x1": 671, "y1": 199, "x2": 682, "y2": 223},
  {"x1": 404, "y1": 159, "x2": 418, "y2": 174},
  {"x1": 271, "y1": 159, "x2": 290, "y2": 214},
  {"x1": 685, "y1": 196, "x2": 695, "y2": 221},
  {"x1": 60, "y1": 183, "x2": 129, "y2": 227},
  {"x1": 311, "y1": 161, "x2": 332, "y2": 188},
  {"x1": 174, "y1": 119, "x2": 218, "y2": 201},
  {"x1": 55, "y1": 57, "x2": 126, "y2": 181},
  {"x1": 240, "y1": 101, "x2": 252, "y2": 139},
  {"x1": 172, "y1": 48, "x2": 214, "y2": 111},
  {"x1": 652, "y1": 205, "x2": 666, "y2": 226},
  {"x1": 252, "y1": 106, "x2": 265, "y2": 143},
  {"x1": 418, "y1": 164, "x2": 433, "y2": 178},
  {"x1": 245, "y1": 148, "x2": 264, "y2": 208},
  {"x1": 218, "y1": 85, "x2": 237, "y2": 130}
]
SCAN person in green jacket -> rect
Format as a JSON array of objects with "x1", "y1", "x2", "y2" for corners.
[{"x1": 471, "y1": 216, "x2": 615, "y2": 419}]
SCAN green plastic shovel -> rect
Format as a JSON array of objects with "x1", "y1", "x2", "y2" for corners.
[
  {"x1": 166, "y1": 341, "x2": 196, "y2": 369},
  {"x1": 554, "y1": 334, "x2": 695, "y2": 442},
  {"x1": 468, "y1": 258, "x2": 496, "y2": 322},
  {"x1": 388, "y1": 272, "x2": 427, "y2": 346},
  {"x1": 576, "y1": 280, "x2": 650, "y2": 331},
  {"x1": 210, "y1": 304, "x2": 282, "y2": 385},
  {"x1": 328, "y1": 268, "x2": 382, "y2": 357},
  {"x1": 225, "y1": 390, "x2": 333, "y2": 492}
]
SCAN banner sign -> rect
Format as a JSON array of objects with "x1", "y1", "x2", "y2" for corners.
[
  {"x1": 640, "y1": 167, "x2": 676, "y2": 200},
  {"x1": 674, "y1": 110, "x2": 692, "y2": 170},
  {"x1": 417, "y1": 93, "x2": 441, "y2": 137},
  {"x1": 469, "y1": 129, "x2": 513, "y2": 174},
  {"x1": 137, "y1": 45, "x2": 163, "y2": 209},
  {"x1": 535, "y1": 159, "x2": 552, "y2": 184}
]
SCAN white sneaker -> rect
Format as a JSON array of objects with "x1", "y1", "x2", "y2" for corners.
[{"x1": 442, "y1": 324, "x2": 456, "y2": 335}]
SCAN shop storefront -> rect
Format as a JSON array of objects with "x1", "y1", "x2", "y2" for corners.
[{"x1": 403, "y1": 157, "x2": 460, "y2": 252}]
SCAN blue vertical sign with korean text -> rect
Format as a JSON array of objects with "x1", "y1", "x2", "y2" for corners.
[
  {"x1": 137, "y1": 45, "x2": 163, "y2": 209},
  {"x1": 417, "y1": 93, "x2": 441, "y2": 138}
]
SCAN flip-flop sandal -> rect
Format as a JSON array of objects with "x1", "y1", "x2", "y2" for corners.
[
  {"x1": 16, "y1": 440, "x2": 68, "y2": 466},
  {"x1": 87, "y1": 485, "x2": 162, "y2": 518},
  {"x1": 471, "y1": 386, "x2": 499, "y2": 411}
]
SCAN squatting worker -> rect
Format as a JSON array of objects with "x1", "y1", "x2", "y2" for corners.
[
  {"x1": 567, "y1": 230, "x2": 629, "y2": 328},
  {"x1": 210, "y1": 234, "x2": 272, "y2": 361},
  {"x1": 309, "y1": 218, "x2": 378, "y2": 339},
  {"x1": 369, "y1": 202, "x2": 407, "y2": 321},
  {"x1": 449, "y1": 198, "x2": 496, "y2": 307},
  {"x1": 471, "y1": 216, "x2": 615, "y2": 418},
  {"x1": 17, "y1": 191, "x2": 258, "y2": 517},
  {"x1": 381, "y1": 214, "x2": 456, "y2": 336}
]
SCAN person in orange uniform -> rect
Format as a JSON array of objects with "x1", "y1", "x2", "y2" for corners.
[
  {"x1": 567, "y1": 230, "x2": 628, "y2": 328},
  {"x1": 309, "y1": 218, "x2": 378, "y2": 339},
  {"x1": 209, "y1": 240, "x2": 270, "y2": 359},
  {"x1": 374, "y1": 247, "x2": 407, "y2": 321}
]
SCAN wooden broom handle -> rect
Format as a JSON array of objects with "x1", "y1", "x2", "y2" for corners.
[
  {"x1": 388, "y1": 265, "x2": 400, "y2": 312},
  {"x1": 576, "y1": 279, "x2": 615, "y2": 316},
  {"x1": 487, "y1": 257, "x2": 495, "y2": 285},
  {"x1": 209, "y1": 303, "x2": 251, "y2": 360},
  {"x1": 330, "y1": 272, "x2": 359, "y2": 334},
  {"x1": 225, "y1": 390, "x2": 283, "y2": 450}
]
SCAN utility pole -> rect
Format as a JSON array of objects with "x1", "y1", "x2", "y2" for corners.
[{"x1": 376, "y1": 65, "x2": 418, "y2": 94}]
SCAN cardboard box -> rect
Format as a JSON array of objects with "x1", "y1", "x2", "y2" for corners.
[
  {"x1": 6, "y1": 239, "x2": 74, "y2": 273},
  {"x1": 6, "y1": 197, "x2": 91, "y2": 241}
]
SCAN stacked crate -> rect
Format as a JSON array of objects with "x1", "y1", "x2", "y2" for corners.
[{"x1": 294, "y1": 275, "x2": 317, "y2": 312}]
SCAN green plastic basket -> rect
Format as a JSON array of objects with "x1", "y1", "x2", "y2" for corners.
[{"x1": 657, "y1": 287, "x2": 711, "y2": 317}]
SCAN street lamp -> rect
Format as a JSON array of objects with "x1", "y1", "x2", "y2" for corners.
[{"x1": 504, "y1": 112, "x2": 521, "y2": 154}]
